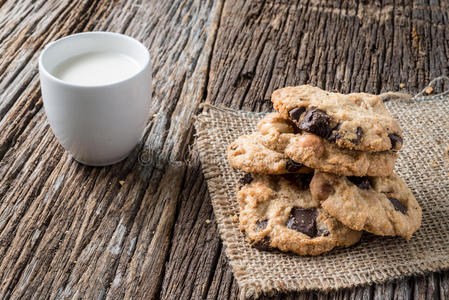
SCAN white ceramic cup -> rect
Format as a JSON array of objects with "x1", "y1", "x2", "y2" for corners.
[{"x1": 39, "y1": 32, "x2": 151, "y2": 166}]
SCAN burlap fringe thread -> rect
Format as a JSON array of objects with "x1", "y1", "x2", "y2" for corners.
[{"x1": 194, "y1": 77, "x2": 449, "y2": 299}]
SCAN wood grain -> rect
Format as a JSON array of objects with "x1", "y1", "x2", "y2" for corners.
[
  {"x1": 0, "y1": 0, "x2": 448, "y2": 299},
  {"x1": 0, "y1": 0, "x2": 221, "y2": 298}
]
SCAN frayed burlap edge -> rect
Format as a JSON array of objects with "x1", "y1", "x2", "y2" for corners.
[{"x1": 194, "y1": 97, "x2": 449, "y2": 299}]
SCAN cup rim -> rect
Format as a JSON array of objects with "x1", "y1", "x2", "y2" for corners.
[{"x1": 39, "y1": 31, "x2": 151, "y2": 88}]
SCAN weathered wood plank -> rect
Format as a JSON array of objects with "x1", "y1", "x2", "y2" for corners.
[
  {"x1": 206, "y1": 248, "x2": 240, "y2": 300},
  {"x1": 440, "y1": 272, "x2": 449, "y2": 300},
  {"x1": 394, "y1": 278, "x2": 413, "y2": 300},
  {"x1": 0, "y1": 0, "x2": 448, "y2": 299},
  {"x1": 160, "y1": 162, "x2": 223, "y2": 299},
  {"x1": 170, "y1": 0, "x2": 449, "y2": 299},
  {"x1": 413, "y1": 273, "x2": 440, "y2": 300}
]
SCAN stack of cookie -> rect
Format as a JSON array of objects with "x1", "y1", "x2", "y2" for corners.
[{"x1": 227, "y1": 85, "x2": 422, "y2": 256}]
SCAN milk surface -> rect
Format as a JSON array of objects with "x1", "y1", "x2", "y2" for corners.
[{"x1": 52, "y1": 52, "x2": 141, "y2": 86}]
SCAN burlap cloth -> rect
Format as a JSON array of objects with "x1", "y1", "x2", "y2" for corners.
[{"x1": 194, "y1": 86, "x2": 449, "y2": 299}]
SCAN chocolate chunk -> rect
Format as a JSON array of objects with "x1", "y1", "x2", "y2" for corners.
[
  {"x1": 347, "y1": 176, "x2": 371, "y2": 190},
  {"x1": 328, "y1": 123, "x2": 342, "y2": 142},
  {"x1": 238, "y1": 173, "x2": 253, "y2": 189},
  {"x1": 299, "y1": 107, "x2": 331, "y2": 138},
  {"x1": 255, "y1": 219, "x2": 268, "y2": 231},
  {"x1": 351, "y1": 127, "x2": 363, "y2": 145},
  {"x1": 291, "y1": 123, "x2": 301, "y2": 134},
  {"x1": 239, "y1": 173, "x2": 253, "y2": 185},
  {"x1": 286, "y1": 207, "x2": 318, "y2": 237},
  {"x1": 388, "y1": 133, "x2": 403, "y2": 149},
  {"x1": 252, "y1": 236, "x2": 271, "y2": 251},
  {"x1": 286, "y1": 159, "x2": 304, "y2": 172},
  {"x1": 388, "y1": 197, "x2": 408, "y2": 214},
  {"x1": 288, "y1": 107, "x2": 306, "y2": 121}
]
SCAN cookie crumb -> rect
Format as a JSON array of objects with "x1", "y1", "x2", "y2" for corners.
[
  {"x1": 399, "y1": 83, "x2": 405, "y2": 88},
  {"x1": 119, "y1": 180, "x2": 125, "y2": 186},
  {"x1": 425, "y1": 87, "x2": 433, "y2": 94},
  {"x1": 205, "y1": 219, "x2": 211, "y2": 224}
]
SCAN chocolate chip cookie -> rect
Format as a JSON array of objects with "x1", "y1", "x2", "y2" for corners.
[
  {"x1": 237, "y1": 173, "x2": 362, "y2": 256},
  {"x1": 227, "y1": 132, "x2": 312, "y2": 174},
  {"x1": 258, "y1": 113, "x2": 397, "y2": 177},
  {"x1": 271, "y1": 85, "x2": 403, "y2": 151},
  {"x1": 310, "y1": 171, "x2": 422, "y2": 239}
]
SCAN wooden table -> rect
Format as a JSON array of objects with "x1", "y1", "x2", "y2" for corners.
[{"x1": 1, "y1": 0, "x2": 448, "y2": 299}]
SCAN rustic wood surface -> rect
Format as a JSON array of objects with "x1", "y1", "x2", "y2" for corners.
[{"x1": 0, "y1": 0, "x2": 448, "y2": 299}]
